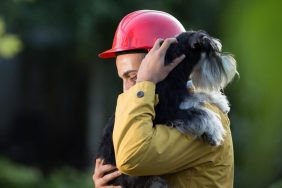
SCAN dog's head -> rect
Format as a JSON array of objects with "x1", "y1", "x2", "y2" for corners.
[
  {"x1": 163, "y1": 30, "x2": 238, "y2": 92},
  {"x1": 154, "y1": 30, "x2": 238, "y2": 124}
]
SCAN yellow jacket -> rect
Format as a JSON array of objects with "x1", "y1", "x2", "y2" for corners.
[{"x1": 113, "y1": 81, "x2": 234, "y2": 188}]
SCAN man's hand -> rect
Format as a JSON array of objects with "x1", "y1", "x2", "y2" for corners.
[
  {"x1": 136, "y1": 38, "x2": 185, "y2": 84},
  {"x1": 93, "y1": 158, "x2": 122, "y2": 188}
]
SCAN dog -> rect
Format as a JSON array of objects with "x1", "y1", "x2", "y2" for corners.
[{"x1": 96, "y1": 30, "x2": 238, "y2": 187}]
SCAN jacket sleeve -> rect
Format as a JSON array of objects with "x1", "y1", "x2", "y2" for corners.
[{"x1": 113, "y1": 81, "x2": 222, "y2": 176}]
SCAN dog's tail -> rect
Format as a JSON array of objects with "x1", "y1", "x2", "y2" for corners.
[{"x1": 190, "y1": 31, "x2": 239, "y2": 92}]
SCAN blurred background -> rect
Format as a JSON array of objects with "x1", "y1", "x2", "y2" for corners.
[{"x1": 0, "y1": 0, "x2": 281, "y2": 187}]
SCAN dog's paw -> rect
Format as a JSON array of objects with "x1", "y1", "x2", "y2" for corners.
[{"x1": 202, "y1": 110, "x2": 226, "y2": 146}]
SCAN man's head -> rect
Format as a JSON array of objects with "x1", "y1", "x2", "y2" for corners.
[
  {"x1": 116, "y1": 53, "x2": 146, "y2": 91},
  {"x1": 98, "y1": 10, "x2": 185, "y2": 91}
]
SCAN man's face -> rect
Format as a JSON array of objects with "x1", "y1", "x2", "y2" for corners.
[{"x1": 116, "y1": 53, "x2": 146, "y2": 92}]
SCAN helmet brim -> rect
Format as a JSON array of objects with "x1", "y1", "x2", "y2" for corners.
[
  {"x1": 98, "y1": 49, "x2": 117, "y2": 59},
  {"x1": 98, "y1": 47, "x2": 151, "y2": 59}
]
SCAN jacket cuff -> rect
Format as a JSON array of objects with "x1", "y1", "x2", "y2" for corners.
[{"x1": 118, "y1": 81, "x2": 159, "y2": 106}]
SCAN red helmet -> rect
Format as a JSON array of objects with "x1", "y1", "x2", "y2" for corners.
[{"x1": 99, "y1": 10, "x2": 185, "y2": 58}]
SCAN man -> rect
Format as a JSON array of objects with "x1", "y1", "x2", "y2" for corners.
[{"x1": 93, "y1": 10, "x2": 234, "y2": 188}]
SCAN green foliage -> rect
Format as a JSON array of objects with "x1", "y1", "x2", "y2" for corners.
[
  {"x1": 0, "y1": 157, "x2": 42, "y2": 188},
  {"x1": 41, "y1": 167, "x2": 93, "y2": 188},
  {"x1": 0, "y1": 157, "x2": 93, "y2": 188},
  {"x1": 0, "y1": 17, "x2": 23, "y2": 59},
  {"x1": 269, "y1": 180, "x2": 282, "y2": 188},
  {"x1": 222, "y1": 0, "x2": 282, "y2": 187},
  {"x1": 0, "y1": 18, "x2": 5, "y2": 35}
]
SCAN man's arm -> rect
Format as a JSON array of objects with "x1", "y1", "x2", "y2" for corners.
[{"x1": 113, "y1": 81, "x2": 219, "y2": 176}]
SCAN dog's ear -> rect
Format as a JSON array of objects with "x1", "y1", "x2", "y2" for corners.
[
  {"x1": 190, "y1": 31, "x2": 238, "y2": 92},
  {"x1": 189, "y1": 30, "x2": 222, "y2": 53}
]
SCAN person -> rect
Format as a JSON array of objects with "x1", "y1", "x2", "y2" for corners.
[{"x1": 93, "y1": 10, "x2": 234, "y2": 188}]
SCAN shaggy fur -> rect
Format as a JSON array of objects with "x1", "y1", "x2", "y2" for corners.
[{"x1": 96, "y1": 30, "x2": 238, "y2": 187}]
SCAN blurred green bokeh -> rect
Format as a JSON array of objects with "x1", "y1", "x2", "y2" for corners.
[
  {"x1": 0, "y1": 157, "x2": 93, "y2": 188},
  {"x1": 0, "y1": 17, "x2": 22, "y2": 59},
  {"x1": 222, "y1": 0, "x2": 282, "y2": 187},
  {"x1": 0, "y1": 0, "x2": 281, "y2": 188}
]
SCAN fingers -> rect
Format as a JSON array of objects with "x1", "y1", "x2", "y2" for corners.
[
  {"x1": 137, "y1": 37, "x2": 185, "y2": 84},
  {"x1": 172, "y1": 54, "x2": 186, "y2": 65},
  {"x1": 152, "y1": 38, "x2": 177, "y2": 52},
  {"x1": 96, "y1": 158, "x2": 103, "y2": 168},
  {"x1": 151, "y1": 38, "x2": 164, "y2": 50},
  {"x1": 167, "y1": 54, "x2": 186, "y2": 72},
  {"x1": 93, "y1": 170, "x2": 122, "y2": 187},
  {"x1": 159, "y1": 38, "x2": 178, "y2": 53},
  {"x1": 95, "y1": 164, "x2": 117, "y2": 178},
  {"x1": 93, "y1": 160, "x2": 122, "y2": 188},
  {"x1": 100, "y1": 164, "x2": 118, "y2": 175},
  {"x1": 100, "y1": 170, "x2": 122, "y2": 185}
]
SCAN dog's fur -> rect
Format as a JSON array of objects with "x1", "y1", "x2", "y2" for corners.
[{"x1": 96, "y1": 30, "x2": 238, "y2": 187}]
